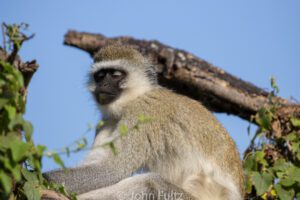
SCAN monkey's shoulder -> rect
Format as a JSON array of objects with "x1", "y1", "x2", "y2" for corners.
[{"x1": 124, "y1": 88, "x2": 217, "y2": 124}]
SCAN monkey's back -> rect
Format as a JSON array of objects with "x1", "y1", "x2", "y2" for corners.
[{"x1": 124, "y1": 88, "x2": 244, "y2": 198}]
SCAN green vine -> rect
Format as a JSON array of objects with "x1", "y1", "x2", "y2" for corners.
[{"x1": 244, "y1": 77, "x2": 300, "y2": 200}]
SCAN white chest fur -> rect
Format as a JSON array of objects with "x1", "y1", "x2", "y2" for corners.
[{"x1": 81, "y1": 123, "x2": 117, "y2": 165}]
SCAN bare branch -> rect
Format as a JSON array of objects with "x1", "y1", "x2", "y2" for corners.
[{"x1": 41, "y1": 190, "x2": 70, "y2": 200}]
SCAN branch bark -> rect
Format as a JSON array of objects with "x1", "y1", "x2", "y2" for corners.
[
  {"x1": 41, "y1": 190, "x2": 69, "y2": 200},
  {"x1": 64, "y1": 30, "x2": 299, "y2": 122}
]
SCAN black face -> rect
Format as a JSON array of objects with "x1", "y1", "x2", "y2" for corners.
[{"x1": 93, "y1": 68, "x2": 127, "y2": 105}]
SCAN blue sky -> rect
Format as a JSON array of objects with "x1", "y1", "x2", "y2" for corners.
[{"x1": 1, "y1": 1, "x2": 299, "y2": 171}]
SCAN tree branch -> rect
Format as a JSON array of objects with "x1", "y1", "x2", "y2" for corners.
[
  {"x1": 64, "y1": 30, "x2": 299, "y2": 122},
  {"x1": 41, "y1": 190, "x2": 69, "y2": 200}
]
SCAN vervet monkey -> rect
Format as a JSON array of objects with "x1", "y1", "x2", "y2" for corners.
[{"x1": 44, "y1": 45, "x2": 244, "y2": 200}]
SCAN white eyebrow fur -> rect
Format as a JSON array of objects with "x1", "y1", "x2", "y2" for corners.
[{"x1": 91, "y1": 59, "x2": 138, "y2": 74}]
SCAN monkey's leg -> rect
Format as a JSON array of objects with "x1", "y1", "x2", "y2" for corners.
[{"x1": 77, "y1": 173, "x2": 196, "y2": 200}]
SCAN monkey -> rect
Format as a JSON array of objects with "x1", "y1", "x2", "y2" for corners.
[{"x1": 43, "y1": 45, "x2": 244, "y2": 200}]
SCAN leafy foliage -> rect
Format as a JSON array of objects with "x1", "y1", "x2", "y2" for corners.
[
  {"x1": 244, "y1": 78, "x2": 300, "y2": 200},
  {"x1": 0, "y1": 23, "x2": 74, "y2": 200},
  {"x1": 0, "y1": 52, "x2": 44, "y2": 199}
]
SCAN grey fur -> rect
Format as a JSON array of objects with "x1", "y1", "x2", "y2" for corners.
[{"x1": 43, "y1": 46, "x2": 244, "y2": 200}]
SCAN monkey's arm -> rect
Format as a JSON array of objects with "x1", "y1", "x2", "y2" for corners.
[
  {"x1": 43, "y1": 120, "x2": 152, "y2": 195},
  {"x1": 77, "y1": 173, "x2": 196, "y2": 200},
  {"x1": 43, "y1": 162, "x2": 118, "y2": 195}
]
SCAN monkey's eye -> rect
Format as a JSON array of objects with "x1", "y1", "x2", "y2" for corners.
[
  {"x1": 111, "y1": 70, "x2": 124, "y2": 78},
  {"x1": 94, "y1": 71, "x2": 106, "y2": 82}
]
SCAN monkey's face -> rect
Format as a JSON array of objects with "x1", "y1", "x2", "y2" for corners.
[{"x1": 92, "y1": 68, "x2": 127, "y2": 105}]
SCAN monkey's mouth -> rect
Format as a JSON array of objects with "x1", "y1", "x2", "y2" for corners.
[
  {"x1": 96, "y1": 92, "x2": 119, "y2": 105},
  {"x1": 98, "y1": 92, "x2": 117, "y2": 96}
]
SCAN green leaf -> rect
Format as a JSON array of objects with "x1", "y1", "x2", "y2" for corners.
[
  {"x1": 276, "y1": 172, "x2": 285, "y2": 179},
  {"x1": 273, "y1": 159, "x2": 290, "y2": 172},
  {"x1": 75, "y1": 138, "x2": 87, "y2": 152},
  {"x1": 255, "y1": 151, "x2": 268, "y2": 167},
  {"x1": 15, "y1": 69, "x2": 24, "y2": 88},
  {"x1": 270, "y1": 76, "x2": 279, "y2": 95},
  {"x1": 52, "y1": 153, "x2": 65, "y2": 169},
  {"x1": 245, "y1": 175, "x2": 253, "y2": 193},
  {"x1": 279, "y1": 178, "x2": 295, "y2": 187},
  {"x1": 0, "y1": 133, "x2": 19, "y2": 149},
  {"x1": 291, "y1": 141, "x2": 300, "y2": 153},
  {"x1": 262, "y1": 172, "x2": 273, "y2": 185},
  {"x1": 10, "y1": 140, "x2": 30, "y2": 162},
  {"x1": 1, "y1": 156, "x2": 14, "y2": 172},
  {"x1": 65, "y1": 147, "x2": 70, "y2": 157},
  {"x1": 286, "y1": 166, "x2": 300, "y2": 182},
  {"x1": 274, "y1": 184, "x2": 294, "y2": 200},
  {"x1": 21, "y1": 168, "x2": 39, "y2": 184},
  {"x1": 0, "y1": 98, "x2": 9, "y2": 109},
  {"x1": 96, "y1": 121, "x2": 104, "y2": 130},
  {"x1": 255, "y1": 108, "x2": 273, "y2": 131},
  {"x1": 23, "y1": 121, "x2": 33, "y2": 141},
  {"x1": 252, "y1": 171, "x2": 272, "y2": 195},
  {"x1": 243, "y1": 154, "x2": 256, "y2": 171},
  {"x1": 290, "y1": 117, "x2": 300, "y2": 128},
  {"x1": 138, "y1": 114, "x2": 152, "y2": 123},
  {"x1": 8, "y1": 114, "x2": 24, "y2": 131},
  {"x1": 70, "y1": 192, "x2": 78, "y2": 200},
  {"x1": 27, "y1": 156, "x2": 42, "y2": 172},
  {"x1": 36, "y1": 145, "x2": 46, "y2": 157},
  {"x1": 0, "y1": 170, "x2": 12, "y2": 194},
  {"x1": 285, "y1": 132, "x2": 297, "y2": 142},
  {"x1": 119, "y1": 123, "x2": 128, "y2": 136},
  {"x1": 4, "y1": 105, "x2": 16, "y2": 121},
  {"x1": 108, "y1": 142, "x2": 117, "y2": 156},
  {"x1": 23, "y1": 182, "x2": 41, "y2": 200},
  {"x1": 10, "y1": 165, "x2": 21, "y2": 181}
]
